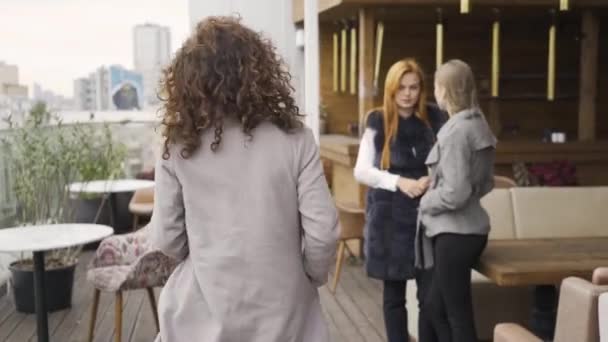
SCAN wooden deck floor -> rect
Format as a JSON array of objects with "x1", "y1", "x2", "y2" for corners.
[{"x1": 0, "y1": 253, "x2": 396, "y2": 342}]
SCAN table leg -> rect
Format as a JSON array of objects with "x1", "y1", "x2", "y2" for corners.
[
  {"x1": 33, "y1": 251, "x2": 49, "y2": 342},
  {"x1": 109, "y1": 193, "x2": 118, "y2": 229},
  {"x1": 530, "y1": 284, "x2": 557, "y2": 341},
  {"x1": 93, "y1": 194, "x2": 109, "y2": 224}
]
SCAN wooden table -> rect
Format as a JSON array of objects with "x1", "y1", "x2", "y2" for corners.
[
  {"x1": 475, "y1": 237, "x2": 608, "y2": 340},
  {"x1": 476, "y1": 237, "x2": 608, "y2": 286}
]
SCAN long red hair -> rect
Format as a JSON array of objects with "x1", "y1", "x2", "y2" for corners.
[{"x1": 379, "y1": 59, "x2": 429, "y2": 170}]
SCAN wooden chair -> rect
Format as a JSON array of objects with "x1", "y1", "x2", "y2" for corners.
[
  {"x1": 330, "y1": 201, "x2": 365, "y2": 293},
  {"x1": 494, "y1": 175, "x2": 517, "y2": 189},
  {"x1": 128, "y1": 187, "x2": 154, "y2": 231}
]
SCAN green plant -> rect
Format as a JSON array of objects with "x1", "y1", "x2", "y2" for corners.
[{"x1": 1, "y1": 102, "x2": 127, "y2": 267}]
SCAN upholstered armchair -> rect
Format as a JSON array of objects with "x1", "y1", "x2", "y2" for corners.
[
  {"x1": 86, "y1": 224, "x2": 177, "y2": 342},
  {"x1": 494, "y1": 272, "x2": 608, "y2": 342}
]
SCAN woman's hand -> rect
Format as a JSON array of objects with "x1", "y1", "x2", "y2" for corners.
[
  {"x1": 417, "y1": 176, "x2": 431, "y2": 190},
  {"x1": 397, "y1": 177, "x2": 426, "y2": 198}
]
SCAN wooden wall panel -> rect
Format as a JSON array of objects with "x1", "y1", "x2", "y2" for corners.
[
  {"x1": 319, "y1": 8, "x2": 608, "y2": 140},
  {"x1": 320, "y1": 23, "x2": 359, "y2": 135}
]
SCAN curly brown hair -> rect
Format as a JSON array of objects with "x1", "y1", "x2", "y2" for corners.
[{"x1": 159, "y1": 16, "x2": 303, "y2": 159}]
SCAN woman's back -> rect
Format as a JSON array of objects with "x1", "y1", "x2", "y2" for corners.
[
  {"x1": 172, "y1": 120, "x2": 328, "y2": 280},
  {"x1": 153, "y1": 120, "x2": 339, "y2": 342}
]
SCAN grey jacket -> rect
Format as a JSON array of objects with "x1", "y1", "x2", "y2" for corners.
[
  {"x1": 415, "y1": 109, "x2": 497, "y2": 269},
  {"x1": 152, "y1": 120, "x2": 339, "y2": 342}
]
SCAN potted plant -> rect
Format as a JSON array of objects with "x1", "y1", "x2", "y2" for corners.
[
  {"x1": 1, "y1": 102, "x2": 126, "y2": 313},
  {"x1": 68, "y1": 120, "x2": 127, "y2": 229}
]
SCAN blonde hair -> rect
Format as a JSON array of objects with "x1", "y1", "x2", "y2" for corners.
[
  {"x1": 378, "y1": 59, "x2": 429, "y2": 170},
  {"x1": 434, "y1": 59, "x2": 479, "y2": 115}
]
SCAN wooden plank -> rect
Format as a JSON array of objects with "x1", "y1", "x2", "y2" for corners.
[
  {"x1": 332, "y1": 272, "x2": 384, "y2": 342},
  {"x1": 0, "y1": 295, "x2": 12, "y2": 326},
  {"x1": 476, "y1": 238, "x2": 608, "y2": 286},
  {"x1": 340, "y1": 266, "x2": 386, "y2": 340},
  {"x1": 130, "y1": 288, "x2": 160, "y2": 342},
  {"x1": 0, "y1": 311, "x2": 26, "y2": 341},
  {"x1": 319, "y1": 285, "x2": 364, "y2": 341},
  {"x1": 319, "y1": 291, "x2": 342, "y2": 342},
  {"x1": 117, "y1": 289, "x2": 146, "y2": 342},
  {"x1": 5, "y1": 314, "x2": 35, "y2": 342},
  {"x1": 578, "y1": 10, "x2": 599, "y2": 141},
  {"x1": 358, "y1": 8, "x2": 375, "y2": 137}
]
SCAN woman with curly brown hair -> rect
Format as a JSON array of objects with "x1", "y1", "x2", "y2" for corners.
[{"x1": 151, "y1": 16, "x2": 339, "y2": 342}]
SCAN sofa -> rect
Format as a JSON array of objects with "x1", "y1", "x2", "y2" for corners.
[{"x1": 473, "y1": 187, "x2": 608, "y2": 340}]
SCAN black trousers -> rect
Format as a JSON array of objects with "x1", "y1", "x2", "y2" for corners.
[
  {"x1": 418, "y1": 233, "x2": 488, "y2": 342},
  {"x1": 383, "y1": 270, "x2": 433, "y2": 342}
]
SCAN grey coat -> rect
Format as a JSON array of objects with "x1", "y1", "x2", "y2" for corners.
[
  {"x1": 151, "y1": 119, "x2": 339, "y2": 342},
  {"x1": 415, "y1": 109, "x2": 497, "y2": 269}
]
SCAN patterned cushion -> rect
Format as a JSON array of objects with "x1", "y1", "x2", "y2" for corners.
[{"x1": 87, "y1": 225, "x2": 178, "y2": 292}]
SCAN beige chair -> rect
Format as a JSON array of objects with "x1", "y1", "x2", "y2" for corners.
[
  {"x1": 595, "y1": 268, "x2": 608, "y2": 342},
  {"x1": 330, "y1": 201, "x2": 364, "y2": 293},
  {"x1": 128, "y1": 187, "x2": 154, "y2": 231},
  {"x1": 494, "y1": 175, "x2": 517, "y2": 189},
  {"x1": 494, "y1": 273, "x2": 608, "y2": 342}
]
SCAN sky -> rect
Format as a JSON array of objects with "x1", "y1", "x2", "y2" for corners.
[{"x1": 0, "y1": 0, "x2": 190, "y2": 97}]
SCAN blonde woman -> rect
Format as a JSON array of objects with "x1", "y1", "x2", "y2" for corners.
[
  {"x1": 354, "y1": 59, "x2": 447, "y2": 342},
  {"x1": 416, "y1": 59, "x2": 497, "y2": 342}
]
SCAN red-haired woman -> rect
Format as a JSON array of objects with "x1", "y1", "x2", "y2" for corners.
[{"x1": 354, "y1": 59, "x2": 447, "y2": 342}]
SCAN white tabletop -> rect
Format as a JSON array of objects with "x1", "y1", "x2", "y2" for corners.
[
  {"x1": 0, "y1": 224, "x2": 114, "y2": 252},
  {"x1": 68, "y1": 179, "x2": 154, "y2": 194}
]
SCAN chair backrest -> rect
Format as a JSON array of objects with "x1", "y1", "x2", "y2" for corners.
[
  {"x1": 554, "y1": 277, "x2": 608, "y2": 342},
  {"x1": 494, "y1": 175, "x2": 517, "y2": 189},
  {"x1": 480, "y1": 189, "x2": 516, "y2": 240},
  {"x1": 335, "y1": 201, "x2": 364, "y2": 240},
  {"x1": 130, "y1": 187, "x2": 154, "y2": 205},
  {"x1": 511, "y1": 187, "x2": 608, "y2": 239}
]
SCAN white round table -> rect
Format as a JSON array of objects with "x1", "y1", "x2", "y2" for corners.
[
  {"x1": 0, "y1": 224, "x2": 114, "y2": 342},
  {"x1": 67, "y1": 179, "x2": 154, "y2": 194},
  {"x1": 68, "y1": 179, "x2": 154, "y2": 228}
]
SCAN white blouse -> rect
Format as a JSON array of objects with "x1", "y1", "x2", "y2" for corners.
[{"x1": 353, "y1": 128, "x2": 400, "y2": 192}]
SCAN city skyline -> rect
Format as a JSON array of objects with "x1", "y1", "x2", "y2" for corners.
[{"x1": 0, "y1": 0, "x2": 189, "y2": 98}]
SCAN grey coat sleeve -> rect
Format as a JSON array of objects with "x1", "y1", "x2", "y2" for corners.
[
  {"x1": 297, "y1": 129, "x2": 340, "y2": 287},
  {"x1": 151, "y1": 154, "x2": 189, "y2": 261},
  {"x1": 420, "y1": 130, "x2": 473, "y2": 216}
]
